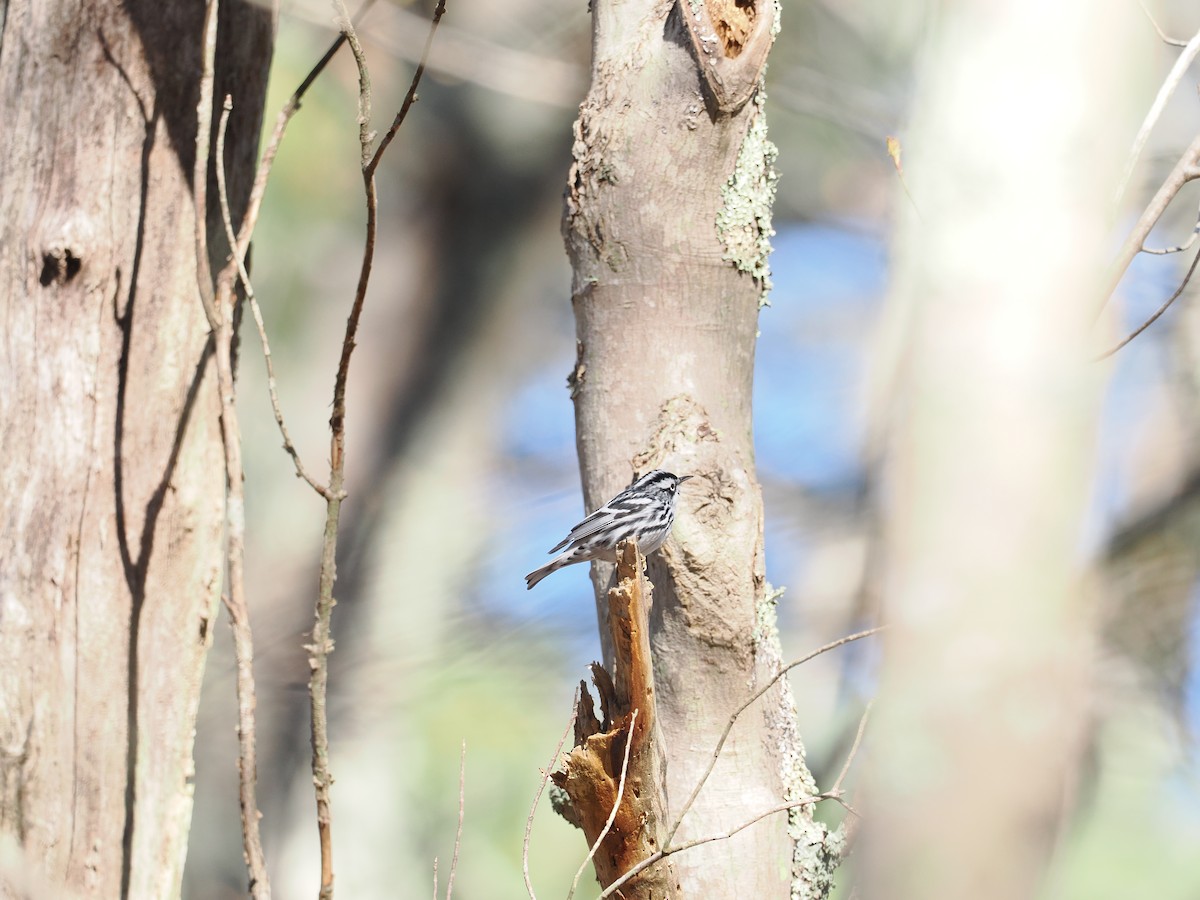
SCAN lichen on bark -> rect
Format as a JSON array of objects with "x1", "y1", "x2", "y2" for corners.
[
  {"x1": 755, "y1": 585, "x2": 843, "y2": 900},
  {"x1": 716, "y1": 89, "x2": 779, "y2": 306}
]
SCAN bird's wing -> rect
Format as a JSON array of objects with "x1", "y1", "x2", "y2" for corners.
[
  {"x1": 548, "y1": 488, "x2": 649, "y2": 553},
  {"x1": 549, "y1": 506, "x2": 613, "y2": 553}
]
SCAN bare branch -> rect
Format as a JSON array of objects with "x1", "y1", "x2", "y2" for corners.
[
  {"x1": 214, "y1": 96, "x2": 330, "y2": 498},
  {"x1": 367, "y1": 0, "x2": 448, "y2": 177},
  {"x1": 196, "y1": 5, "x2": 270, "y2": 897},
  {"x1": 214, "y1": 96, "x2": 240, "y2": 272},
  {"x1": 1097, "y1": 241, "x2": 1200, "y2": 358},
  {"x1": 1137, "y1": 0, "x2": 1189, "y2": 47},
  {"x1": 568, "y1": 709, "x2": 638, "y2": 900},
  {"x1": 1113, "y1": 26, "x2": 1200, "y2": 210},
  {"x1": 332, "y1": 0, "x2": 374, "y2": 168},
  {"x1": 308, "y1": 4, "x2": 447, "y2": 896},
  {"x1": 596, "y1": 794, "x2": 834, "y2": 900},
  {"x1": 446, "y1": 741, "x2": 466, "y2": 900},
  {"x1": 524, "y1": 690, "x2": 579, "y2": 900},
  {"x1": 231, "y1": 0, "x2": 380, "y2": 294},
  {"x1": 594, "y1": 696, "x2": 875, "y2": 900},
  {"x1": 1142, "y1": 192, "x2": 1200, "y2": 254},
  {"x1": 245, "y1": 294, "x2": 331, "y2": 494},
  {"x1": 831, "y1": 701, "x2": 873, "y2": 797},
  {"x1": 432, "y1": 858, "x2": 439, "y2": 900},
  {"x1": 193, "y1": 0, "x2": 220, "y2": 330},
  {"x1": 1101, "y1": 133, "x2": 1200, "y2": 314},
  {"x1": 664, "y1": 626, "x2": 885, "y2": 847}
]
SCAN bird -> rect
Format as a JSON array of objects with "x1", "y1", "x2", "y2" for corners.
[{"x1": 525, "y1": 470, "x2": 692, "y2": 589}]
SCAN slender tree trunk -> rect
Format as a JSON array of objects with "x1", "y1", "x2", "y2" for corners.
[
  {"x1": 563, "y1": 1, "x2": 827, "y2": 896},
  {"x1": 0, "y1": 2, "x2": 272, "y2": 895},
  {"x1": 861, "y1": 1, "x2": 1140, "y2": 898}
]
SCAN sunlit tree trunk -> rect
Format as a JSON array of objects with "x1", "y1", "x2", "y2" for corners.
[
  {"x1": 0, "y1": 2, "x2": 272, "y2": 895},
  {"x1": 861, "y1": 2, "x2": 1142, "y2": 898},
  {"x1": 562, "y1": 0, "x2": 834, "y2": 896}
]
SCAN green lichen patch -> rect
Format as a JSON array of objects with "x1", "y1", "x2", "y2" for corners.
[{"x1": 717, "y1": 90, "x2": 779, "y2": 307}]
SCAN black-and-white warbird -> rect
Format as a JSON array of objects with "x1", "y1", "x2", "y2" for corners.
[{"x1": 525, "y1": 470, "x2": 692, "y2": 589}]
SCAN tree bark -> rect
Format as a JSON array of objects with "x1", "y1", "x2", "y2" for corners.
[
  {"x1": 563, "y1": 1, "x2": 825, "y2": 896},
  {"x1": 0, "y1": 2, "x2": 273, "y2": 896}
]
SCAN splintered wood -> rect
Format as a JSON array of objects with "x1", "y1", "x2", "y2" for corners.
[
  {"x1": 707, "y1": 0, "x2": 755, "y2": 57},
  {"x1": 552, "y1": 541, "x2": 680, "y2": 899}
]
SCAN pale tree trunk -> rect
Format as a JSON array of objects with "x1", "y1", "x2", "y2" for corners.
[
  {"x1": 861, "y1": 1, "x2": 1141, "y2": 898},
  {"x1": 0, "y1": 2, "x2": 272, "y2": 896},
  {"x1": 563, "y1": 1, "x2": 831, "y2": 897}
]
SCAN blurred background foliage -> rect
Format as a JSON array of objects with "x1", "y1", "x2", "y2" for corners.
[{"x1": 185, "y1": 0, "x2": 1200, "y2": 896}]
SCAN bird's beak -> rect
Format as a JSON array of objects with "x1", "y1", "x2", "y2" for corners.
[{"x1": 679, "y1": 475, "x2": 694, "y2": 483}]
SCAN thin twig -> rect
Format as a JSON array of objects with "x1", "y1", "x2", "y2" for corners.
[
  {"x1": 214, "y1": 96, "x2": 329, "y2": 498},
  {"x1": 232, "y1": 0, "x2": 379, "y2": 270},
  {"x1": 1143, "y1": 189, "x2": 1200, "y2": 255},
  {"x1": 596, "y1": 794, "x2": 835, "y2": 900},
  {"x1": 1100, "y1": 133, "x2": 1200, "y2": 315},
  {"x1": 523, "y1": 690, "x2": 579, "y2": 900},
  {"x1": 446, "y1": 740, "x2": 467, "y2": 900},
  {"x1": 332, "y1": 0, "x2": 374, "y2": 169},
  {"x1": 594, "y1": 684, "x2": 877, "y2": 899},
  {"x1": 1138, "y1": 0, "x2": 1189, "y2": 47},
  {"x1": 308, "y1": 4, "x2": 446, "y2": 897},
  {"x1": 196, "y1": 3, "x2": 270, "y2": 897},
  {"x1": 367, "y1": 0, "x2": 448, "y2": 177},
  {"x1": 223, "y1": 2, "x2": 379, "y2": 500},
  {"x1": 432, "y1": 858, "x2": 439, "y2": 900},
  {"x1": 1112, "y1": 25, "x2": 1200, "y2": 211},
  {"x1": 193, "y1": 0, "x2": 220, "y2": 330},
  {"x1": 568, "y1": 710, "x2": 638, "y2": 900},
  {"x1": 245, "y1": 294, "x2": 330, "y2": 494},
  {"x1": 831, "y1": 701, "x2": 873, "y2": 797},
  {"x1": 1097, "y1": 241, "x2": 1200, "y2": 359},
  {"x1": 214, "y1": 97, "x2": 241, "y2": 262},
  {"x1": 664, "y1": 626, "x2": 884, "y2": 847}
]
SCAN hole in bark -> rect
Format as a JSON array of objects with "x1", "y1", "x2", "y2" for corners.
[
  {"x1": 708, "y1": 0, "x2": 755, "y2": 57},
  {"x1": 40, "y1": 249, "x2": 82, "y2": 286}
]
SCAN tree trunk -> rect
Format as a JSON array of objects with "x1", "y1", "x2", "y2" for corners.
[
  {"x1": 860, "y1": 1, "x2": 1139, "y2": 898},
  {"x1": 0, "y1": 2, "x2": 273, "y2": 896},
  {"x1": 563, "y1": 1, "x2": 827, "y2": 896}
]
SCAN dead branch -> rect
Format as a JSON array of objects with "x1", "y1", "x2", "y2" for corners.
[
  {"x1": 1102, "y1": 133, "x2": 1200, "y2": 315},
  {"x1": 1097, "y1": 241, "x2": 1200, "y2": 358},
  {"x1": 568, "y1": 709, "x2": 638, "y2": 900},
  {"x1": 1112, "y1": 27, "x2": 1200, "y2": 210},
  {"x1": 551, "y1": 541, "x2": 679, "y2": 900},
  {"x1": 194, "y1": 2, "x2": 270, "y2": 895}
]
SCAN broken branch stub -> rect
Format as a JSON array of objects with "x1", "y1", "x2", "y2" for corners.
[
  {"x1": 552, "y1": 541, "x2": 681, "y2": 899},
  {"x1": 679, "y1": 0, "x2": 777, "y2": 114}
]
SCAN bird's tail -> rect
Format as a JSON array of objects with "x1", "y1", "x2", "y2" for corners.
[
  {"x1": 524, "y1": 550, "x2": 577, "y2": 590},
  {"x1": 525, "y1": 561, "x2": 559, "y2": 590}
]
